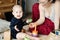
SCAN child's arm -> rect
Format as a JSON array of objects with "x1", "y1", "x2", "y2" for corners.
[
  {"x1": 22, "y1": 20, "x2": 28, "y2": 26},
  {"x1": 22, "y1": 18, "x2": 32, "y2": 25},
  {"x1": 14, "y1": 25, "x2": 20, "y2": 32}
]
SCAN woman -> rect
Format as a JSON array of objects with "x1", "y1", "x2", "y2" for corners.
[
  {"x1": 29, "y1": 0, "x2": 59, "y2": 35},
  {"x1": 16, "y1": 0, "x2": 59, "y2": 40}
]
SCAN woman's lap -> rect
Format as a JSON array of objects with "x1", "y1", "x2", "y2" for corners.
[{"x1": 29, "y1": 18, "x2": 55, "y2": 35}]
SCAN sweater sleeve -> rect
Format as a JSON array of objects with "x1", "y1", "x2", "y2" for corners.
[
  {"x1": 32, "y1": 3, "x2": 39, "y2": 22},
  {"x1": 10, "y1": 19, "x2": 16, "y2": 30},
  {"x1": 32, "y1": 3, "x2": 45, "y2": 25}
]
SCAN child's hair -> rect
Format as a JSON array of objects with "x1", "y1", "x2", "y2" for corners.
[
  {"x1": 48, "y1": 0, "x2": 56, "y2": 3},
  {"x1": 12, "y1": 5, "x2": 22, "y2": 11}
]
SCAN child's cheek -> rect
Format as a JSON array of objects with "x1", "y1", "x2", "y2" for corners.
[
  {"x1": 15, "y1": 14, "x2": 17, "y2": 17},
  {"x1": 20, "y1": 13, "x2": 23, "y2": 17}
]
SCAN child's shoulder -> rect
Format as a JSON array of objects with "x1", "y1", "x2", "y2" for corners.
[{"x1": 11, "y1": 17, "x2": 17, "y2": 23}]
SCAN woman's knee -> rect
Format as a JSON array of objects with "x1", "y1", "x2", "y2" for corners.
[
  {"x1": 16, "y1": 32, "x2": 27, "y2": 39},
  {"x1": 16, "y1": 33, "x2": 23, "y2": 40},
  {"x1": 37, "y1": 26, "x2": 51, "y2": 35},
  {"x1": 16, "y1": 33, "x2": 20, "y2": 39}
]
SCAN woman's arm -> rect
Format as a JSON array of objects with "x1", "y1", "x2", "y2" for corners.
[
  {"x1": 54, "y1": 1, "x2": 59, "y2": 30},
  {"x1": 34, "y1": 4, "x2": 45, "y2": 26}
]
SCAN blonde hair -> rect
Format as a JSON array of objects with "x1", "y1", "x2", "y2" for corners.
[{"x1": 12, "y1": 5, "x2": 22, "y2": 11}]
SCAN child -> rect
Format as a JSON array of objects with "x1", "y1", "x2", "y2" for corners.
[{"x1": 10, "y1": 5, "x2": 26, "y2": 39}]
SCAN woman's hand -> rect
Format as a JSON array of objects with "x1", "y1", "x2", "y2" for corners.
[{"x1": 29, "y1": 23, "x2": 36, "y2": 28}]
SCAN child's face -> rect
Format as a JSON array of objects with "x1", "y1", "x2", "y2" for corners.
[{"x1": 13, "y1": 7, "x2": 23, "y2": 19}]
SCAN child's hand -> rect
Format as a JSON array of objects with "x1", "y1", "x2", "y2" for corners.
[
  {"x1": 14, "y1": 25, "x2": 20, "y2": 32},
  {"x1": 29, "y1": 23, "x2": 35, "y2": 28}
]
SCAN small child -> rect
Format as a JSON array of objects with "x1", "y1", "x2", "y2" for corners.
[{"x1": 10, "y1": 5, "x2": 27, "y2": 39}]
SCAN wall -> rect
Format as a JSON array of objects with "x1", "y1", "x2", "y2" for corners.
[
  {"x1": 26, "y1": 0, "x2": 38, "y2": 13},
  {"x1": 0, "y1": 13, "x2": 5, "y2": 19}
]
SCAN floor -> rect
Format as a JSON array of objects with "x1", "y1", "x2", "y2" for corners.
[{"x1": 0, "y1": 29, "x2": 60, "y2": 40}]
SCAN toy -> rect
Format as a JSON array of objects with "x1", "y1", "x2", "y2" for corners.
[
  {"x1": 24, "y1": 36, "x2": 30, "y2": 40},
  {"x1": 26, "y1": 18, "x2": 32, "y2": 23},
  {"x1": 55, "y1": 29, "x2": 60, "y2": 35},
  {"x1": 32, "y1": 24, "x2": 38, "y2": 37},
  {"x1": 21, "y1": 29, "x2": 26, "y2": 33}
]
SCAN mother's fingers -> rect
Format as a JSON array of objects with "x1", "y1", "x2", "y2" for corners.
[{"x1": 29, "y1": 23, "x2": 35, "y2": 28}]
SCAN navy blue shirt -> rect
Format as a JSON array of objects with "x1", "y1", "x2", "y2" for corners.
[{"x1": 10, "y1": 17, "x2": 26, "y2": 38}]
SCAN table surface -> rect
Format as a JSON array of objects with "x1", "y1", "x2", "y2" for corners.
[{"x1": 15, "y1": 32, "x2": 60, "y2": 40}]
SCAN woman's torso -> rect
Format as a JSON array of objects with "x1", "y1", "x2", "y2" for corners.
[
  {"x1": 32, "y1": 3, "x2": 55, "y2": 23},
  {"x1": 44, "y1": 4, "x2": 55, "y2": 22}
]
